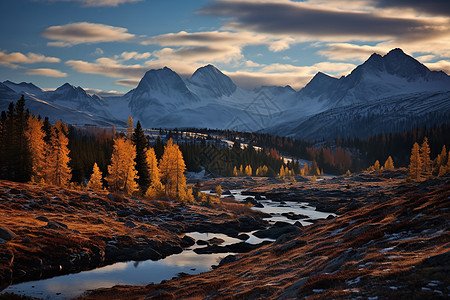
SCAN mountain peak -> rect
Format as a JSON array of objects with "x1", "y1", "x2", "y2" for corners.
[{"x1": 189, "y1": 64, "x2": 237, "y2": 98}]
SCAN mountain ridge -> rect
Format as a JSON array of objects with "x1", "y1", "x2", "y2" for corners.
[{"x1": 1, "y1": 48, "x2": 449, "y2": 139}]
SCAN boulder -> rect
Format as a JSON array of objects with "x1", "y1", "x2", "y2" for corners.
[
  {"x1": 0, "y1": 226, "x2": 16, "y2": 242},
  {"x1": 208, "y1": 237, "x2": 225, "y2": 245}
]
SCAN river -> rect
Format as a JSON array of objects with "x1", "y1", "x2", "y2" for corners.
[{"x1": 1, "y1": 189, "x2": 334, "y2": 299}]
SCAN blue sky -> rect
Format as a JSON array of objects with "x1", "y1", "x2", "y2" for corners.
[{"x1": 0, "y1": 0, "x2": 449, "y2": 95}]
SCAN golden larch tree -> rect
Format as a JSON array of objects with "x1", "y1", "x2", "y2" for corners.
[
  {"x1": 384, "y1": 156, "x2": 395, "y2": 170},
  {"x1": 106, "y1": 137, "x2": 139, "y2": 195},
  {"x1": 145, "y1": 147, "x2": 163, "y2": 198},
  {"x1": 46, "y1": 122, "x2": 72, "y2": 187},
  {"x1": 245, "y1": 165, "x2": 252, "y2": 176},
  {"x1": 420, "y1": 137, "x2": 432, "y2": 179},
  {"x1": 25, "y1": 115, "x2": 47, "y2": 182},
  {"x1": 233, "y1": 166, "x2": 239, "y2": 177},
  {"x1": 126, "y1": 116, "x2": 133, "y2": 139},
  {"x1": 159, "y1": 138, "x2": 189, "y2": 200},
  {"x1": 408, "y1": 142, "x2": 422, "y2": 181},
  {"x1": 87, "y1": 162, "x2": 103, "y2": 190}
]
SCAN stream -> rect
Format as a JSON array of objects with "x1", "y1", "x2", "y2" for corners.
[{"x1": 2, "y1": 189, "x2": 334, "y2": 299}]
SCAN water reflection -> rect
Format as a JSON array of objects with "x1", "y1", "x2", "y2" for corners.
[{"x1": 2, "y1": 251, "x2": 229, "y2": 300}]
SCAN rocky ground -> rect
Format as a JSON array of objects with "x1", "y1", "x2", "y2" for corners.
[
  {"x1": 79, "y1": 171, "x2": 450, "y2": 299},
  {"x1": 0, "y1": 180, "x2": 268, "y2": 291}
]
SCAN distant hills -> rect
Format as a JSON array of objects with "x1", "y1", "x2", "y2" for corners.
[{"x1": 1, "y1": 48, "x2": 449, "y2": 140}]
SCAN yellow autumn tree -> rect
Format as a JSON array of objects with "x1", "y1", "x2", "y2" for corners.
[
  {"x1": 126, "y1": 116, "x2": 133, "y2": 139},
  {"x1": 420, "y1": 137, "x2": 432, "y2": 179},
  {"x1": 384, "y1": 156, "x2": 395, "y2": 170},
  {"x1": 25, "y1": 115, "x2": 46, "y2": 183},
  {"x1": 145, "y1": 147, "x2": 163, "y2": 198},
  {"x1": 87, "y1": 162, "x2": 103, "y2": 190},
  {"x1": 46, "y1": 121, "x2": 72, "y2": 187},
  {"x1": 233, "y1": 166, "x2": 239, "y2": 177},
  {"x1": 159, "y1": 138, "x2": 189, "y2": 201},
  {"x1": 245, "y1": 165, "x2": 252, "y2": 176},
  {"x1": 106, "y1": 137, "x2": 139, "y2": 195},
  {"x1": 408, "y1": 142, "x2": 422, "y2": 181}
]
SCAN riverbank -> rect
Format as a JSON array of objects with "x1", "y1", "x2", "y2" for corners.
[
  {"x1": 80, "y1": 172, "x2": 450, "y2": 299},
  {"x1": 0, "y1": 180, "x2": 268, "y2": 291}
]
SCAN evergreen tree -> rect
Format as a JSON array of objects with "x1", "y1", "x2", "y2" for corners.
[
  {"x1": 87, "y1": 162, "x2": 103, "y2": 190},
  {"x1": 145, "y1": 147, "x2": 163, "y2": 198},
  {"x1": 25, "y1": 115, "x2": 46, "y2": 182},
  {"x1": 106, "y1": 137, "x2": 139, "y2": 195},
  {"x1": 408, "y1": 142, "x2": 422, "y2": 181},
  {"x1": 132, "y1": 121, "x2": 150, "y2": 194},
  {"x1": 384, "y1": 156, "x2": 395, "y2": 170},
  {"x1": 420, "y1": 137, "x2": 432, "y2": 179}
]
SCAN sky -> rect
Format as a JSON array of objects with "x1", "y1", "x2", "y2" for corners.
[{"x1": 0, "y1": 0, "x2": 449, "y2": 96}]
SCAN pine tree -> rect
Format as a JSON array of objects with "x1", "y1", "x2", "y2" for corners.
[
  {"x1": 408, "y1": 142, "x2": 422, "y2": 181},
  {"x1": 384, "y1": 156, "x2": 395, "y2": 170},
  {"x1": 106, "y1": 137, "x2": 139, "y2": 195},
  {"x1": 87, "y1": 162, "x2": 103, "y2": 190},
  {"x1": 145, "y1": 147, "x2": 163, "y2": 198},
  {"x1": 420, "y1": 137, "x2": 432, "y2": 179},
  {"x1": 46, "y1": 122, "x2": 72, "y2": 187},
  {"x1": 25, "y1": 115, "x2": 46, "y2": 182},
  {"x1": 132, "y1": 121, "x2": 150, "y2": 194}
]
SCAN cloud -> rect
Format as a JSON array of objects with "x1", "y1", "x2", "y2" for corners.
[
  {"x1": 200, "y1": 0, "x2": 447, "y2": 42},
  {"x1": 65, "y1": 58, "x2": 149, "y2": 78},
  {"x1": 114, "y1": 79, "x2": 140, "y2": 88},
  {"x1": 415, "y1": 55, "x2": 436, "y2": 63},
  {"x1": 142, "y1": 30, "x2": 267, "y2": 47},
  {"x1": 425, "y1": 60, "x2": 450, "y2": 75},
  {"x1": 224, "y1": 70, "x2": 312, "y2": 90},
  {"x1": 25, "y1": 68, "x2": 68, "y2": 77},
  {"x1": 0, "y1": 50, "x2": 60, "y2": 68},
  {"x1": 371, "y1": 0, "x2": 450, "y2": 16},
  {"x1": 36, "y1": 0, "x2": 142, "y2": 7},
  {"x1": 317, "y1": 43, "x2": 390, "y2": 61},
  {"x1": 42, "y1": 22, "x2": 135, "y2": 47},
  {"x1": 115, "y1": 51, "x2": 151, "y2": 61},
  {"x1": 152, "y1": 46, "x2": 243, "y2": 63},
  {"x1": 84, "y1": 88, "x2": 125, "y2": 97}
]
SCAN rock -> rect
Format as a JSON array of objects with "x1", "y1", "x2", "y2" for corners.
[
  {"x1": 255, "y1": 194, "x2": 264, "y2": 200},
  {"x1": 197, "y1": 240, "x2": 208, "y2": 246},
  {"x1": 218, "y1": 254, "x2": 237, "y2": 266},
  {"x1": 223, "y1": 190, "x2": 232, "y2": 195},
  {"x1": 293, "y1": 221, "x2": 303, "y2": 228},
  {"x1": 243, "y1": 197, "x2": 264, "y2": 208},
  {"x1": 80, "y1": 194, "x2": 91, "y2": 202},
  {"x1": 237, "y1": 233, "x2": 250, "y2": 240},
  {"x1": 194, "y1": 244, "x2": 230, "y2": 254},
  {"x1": 208, "y1": 237, "x2": 225, "y2": 245},
  {"x1": 181, "y1": 235, "x2": 195, "y2": 247},
  {"x1": 0, "y1": 226, "x2": 16, "y2": 242},
  {"x1": 326, "y1": 214, "x2": 335, "y2": 220},
  {"x1": 253, "y1": 223, "x2": 301, "y2": 239},
  {"x1": 35, "y1": 216, "x2": 49, "y2": 222},
  {"x1": 45, "y1": 220, "x2": 68, "y2": 230},
  {"x1": 124, "y1": 221, "x2": 137, "y2": 228}
]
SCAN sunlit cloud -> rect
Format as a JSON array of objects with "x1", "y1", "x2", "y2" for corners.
[
  {"x1": 152, "y1": 46, "x2": 243, "y2": 64},
  {"x1": 425, "y1": 60, "x2": 450, "y2": 75},
  {"x1": 35, "y1": 0, "x2": 142, "y2": 7},
  {"x1": 26, "y1": 68, "x2": 68, "y2": 77},
  {"x1": 370, "y1": 0, "x2": 450, "y2": 16},
  {"x1": 317, "y1": 43, "x2": 390, "y2": 61},
  {"x1": 115, "y1": 51, "x2": 151, "y2": 61},
  {"x1": 43, "y1": 22, "x2": 135, "y2": 47},
  {"x1": 85, "y1": 88, "x2": 125, "y2": 97},
  {"x1": 0, "y1": 50, "x2": 60, "y2": 69},
  {"x1": 65, "y1": 58, "x2": 149, "y2": 78}
]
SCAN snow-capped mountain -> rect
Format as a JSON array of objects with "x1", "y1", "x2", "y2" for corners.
[
  {"x1": 0, "y1": 48, "x2": 449, "y2": 139},
  {"x1": 187, "y1": 64, "x2": 237, "y2": 98}
]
